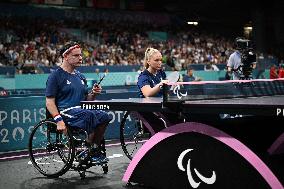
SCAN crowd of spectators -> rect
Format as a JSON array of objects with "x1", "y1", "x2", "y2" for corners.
[{"x1": 0, "y1": 15, "x2": 251, "y2": 74}]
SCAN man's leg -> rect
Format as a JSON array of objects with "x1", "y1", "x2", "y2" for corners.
[
  {"x1": 85, "y1": 120, "x2": 110, "y2": 163},
  {"x1": 87, "y1": 121, "x2": 109, "y2": 145}
]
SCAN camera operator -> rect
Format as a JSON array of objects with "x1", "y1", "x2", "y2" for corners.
[{"x1": 227, "y1": 37, "x2": 256, "y2": 80}]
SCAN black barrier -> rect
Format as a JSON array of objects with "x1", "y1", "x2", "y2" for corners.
[{"x1": 123, "y1": 123, "x2": 283, "y2": 188}]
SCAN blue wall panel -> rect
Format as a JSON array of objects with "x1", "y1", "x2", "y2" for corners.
[{"x1": 0, "y1": 92, "x2": 137, "y2": 153}]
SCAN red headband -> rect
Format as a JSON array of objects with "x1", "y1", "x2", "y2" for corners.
[{"x1": 62, "y1": 44, "x2": 81, "y2": 57}]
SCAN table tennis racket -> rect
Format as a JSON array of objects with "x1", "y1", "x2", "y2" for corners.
[
  {"x1": 97, "y1": 73, "x2": 106, "y2": 85},
  {"x1": 166, "y1": 71, "x2": 180, "y2": 90}
]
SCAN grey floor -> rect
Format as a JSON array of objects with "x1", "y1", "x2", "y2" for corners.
[
  {"x1": 0, "y1": 144, "x2": 145, "y2": 189},
  {"x1": 0, "y1": 143, "x2": 283, "y2": 189}
]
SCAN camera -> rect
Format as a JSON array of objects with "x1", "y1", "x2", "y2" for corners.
[{"x1": 235, "y1": 38, "x2": 256, "y2": 80}]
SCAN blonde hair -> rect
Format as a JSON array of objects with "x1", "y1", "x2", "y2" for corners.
[{"x1": 143, "y1": 47, "x2": 160, "y2": 69}]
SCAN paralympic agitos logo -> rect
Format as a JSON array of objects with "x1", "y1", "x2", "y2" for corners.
[
  {"x1": 177, "y1": 149, "x2": 216, "y2": 188},
  {"x1": 173, "y1": 85, "x2": 188, "y2": 99}
]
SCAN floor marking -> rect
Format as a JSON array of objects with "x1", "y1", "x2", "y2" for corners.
[{"x1": 27, "y1": 154, "x2": 123, "y2": 165}]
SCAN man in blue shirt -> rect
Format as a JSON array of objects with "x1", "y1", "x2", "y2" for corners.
[
  {"x1": 182, "y1": 67, "x2": 201, "y2": 82},
  {"x1": 45, "y1": 41, "x2": 110, "y2": 163}
]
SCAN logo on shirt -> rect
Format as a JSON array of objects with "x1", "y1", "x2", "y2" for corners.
[{"x1": 66, "y1": 80, "x2": 71, "y2": 85}]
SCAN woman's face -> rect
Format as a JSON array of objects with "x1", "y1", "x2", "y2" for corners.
[{"x1": 148, "y1": 51, "x2": 162, "y2": 70}]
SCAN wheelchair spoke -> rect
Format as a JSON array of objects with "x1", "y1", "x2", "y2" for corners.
[
  {"x1": 120, "y1": 112, "x2": 151, "y2": 160},
  {"x1": 29, "y1": 120, "x2": 74, "y2": 177}
]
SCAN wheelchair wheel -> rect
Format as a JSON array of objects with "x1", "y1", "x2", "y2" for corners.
[
  {"x1": 28, "y1": 119, "x2": 75, "y2": 178},
  {"x1": 120, "y1": 111, "x2": 151, "y2": 160}
]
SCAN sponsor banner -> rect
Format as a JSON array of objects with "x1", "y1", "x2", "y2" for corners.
[
  {"x1": 0, "y1": 96, "x2": 133, "y2": 153},
  {"x1": 0, "y1": 97, "x2": 45, "y2": 152}
]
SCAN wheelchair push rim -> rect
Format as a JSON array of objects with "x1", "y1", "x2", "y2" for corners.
[
  {"x1": 28, "y1": 119, "x2": 75, "y2": 178},
  {"x1": 120, "y1": 111, "x2": 150, "y2": 160}
]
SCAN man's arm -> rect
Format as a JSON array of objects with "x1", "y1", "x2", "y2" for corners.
[
  {"x1": 227, "y1": 55, "x2": 234, "y2": 73},
  {"x1": 46, "y1": 97, "x2": 67, "y2": 133},
  {"x1": 252, "y1": 62, "x2": 256, "y2": 69}
]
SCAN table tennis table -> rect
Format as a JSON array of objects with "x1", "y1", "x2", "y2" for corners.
[
  {"x1": 81, "y1": 79, "x2": 284, "y2": 189},
  {"x1": 82, "y1": 95, "x2": 284, "y2": 116}
]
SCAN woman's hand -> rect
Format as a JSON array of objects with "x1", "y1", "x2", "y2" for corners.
[{"x1": 158, "y1": 79, "x2": 169, "y2": 87}]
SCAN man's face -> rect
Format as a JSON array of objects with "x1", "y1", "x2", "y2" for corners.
[
  {"x1": 65, "y1": 48, "x2": 82, "y2": 67},
  {"x1": 188, "y1": 69, "x2": 193, "y2": 76}
]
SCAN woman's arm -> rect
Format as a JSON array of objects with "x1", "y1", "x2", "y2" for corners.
[{"x1": 141, "y1": 80, "x2": 168, "y2": 97}]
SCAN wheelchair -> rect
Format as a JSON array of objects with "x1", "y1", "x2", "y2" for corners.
[
  {"x1": 120, "y1": 111, "x2": 151, "y2": 160},
  {"x1": 28, "y1": 118, "x2": 108, "y2": 179},
  {"x1": 120, "y1": 111, "x2": 187, "y2": 160},
  {"x1": 120, "y1": 111, "x2": 176, "y2": 160}
]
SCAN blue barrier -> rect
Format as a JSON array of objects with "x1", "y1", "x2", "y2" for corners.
[
  {"x1": 39, "y1": 65, "x2": 141, "y2": 73},
  {"x1": 0, "y1": 66, "x2": 15, "y2": 75},
  {"x1": 1, "y1": 64, "x2": 226, "y2": 75},
  {"x1": 1, "y1": 70, "x2": 227, "y2": 90}
]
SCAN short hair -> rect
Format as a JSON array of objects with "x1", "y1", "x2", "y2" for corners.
[{"x1": 60, "y1": 41, "x2": 81, "y2": 57}]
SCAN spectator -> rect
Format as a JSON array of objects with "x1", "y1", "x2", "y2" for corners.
[
  {"x1": 255, "y1": 53, "x2": 266, "y2": 79},
  {"x1": 279, "y1": 64, "x2": 284, "y2": 78},
  {"x1": 270, "y1": 64, "x2": 278, "y2": 79},
  {"x1": 182, "y1": 67, "x2": 202, "y2": 82},
  {"x1": 227, "y1": 37, "x2": 256, "y2": 80},
  {"x1": 204, "y1": 62, "x2": 219, "y2": 71},
  {"x1": 0, "y1": 16, "x2": 235, "y2": 69}
]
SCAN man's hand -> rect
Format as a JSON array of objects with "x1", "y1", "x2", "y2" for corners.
[
  {"x1": 195, "y1": 77, "x2": 202, "y2": 81},
  {"x1": 227, "y1": 66, "x2": 232, "y2": 73},
  {"x1": 57, "y1": 120, "x2": 67, "y2": 134},
  {"x1": 91, "y1": 84, "x2": 102, "y2": 95}
]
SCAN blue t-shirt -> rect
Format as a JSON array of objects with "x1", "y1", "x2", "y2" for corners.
[
  {"x1": 45, "y1": 68, "x2": 88, "y2": 111},
  {"x1": 137, "y1": 69, "x2": 166, "y2": 98},
  {"x1": 182, "y1": 74, "x2": 196, "y2": 82}
]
